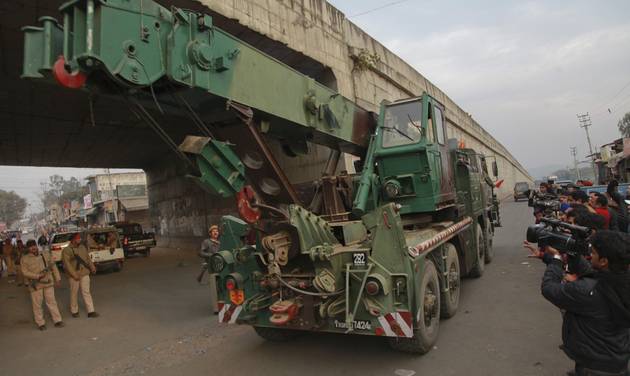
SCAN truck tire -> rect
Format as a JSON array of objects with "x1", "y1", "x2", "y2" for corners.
[
  {"x1": 440, "y1": 243, "x2": 460, "y2": 319},
  {"x1": 469, "y1": 224, "x2": 485, "y2": 278},
  {"x1": 253, "y1": 326, "x2": 301, "y2": 342},
  {"x1": 388, "y1": 260, "x2": 440, "y2": 354}
]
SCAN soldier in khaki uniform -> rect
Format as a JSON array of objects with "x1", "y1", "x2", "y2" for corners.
[
  {"x1": 199, "y1": 225, "x2": 221, "y2": 314},
  {"x1": 2, "y1": 238, "x2": 15, "y2": 279},
  {"x1": 62, "y1": 233, "x2": 99, "y2": 318},
  {"x1": 21, "y1": 240, "x2": 64, "y2": 330},
  {"x1": 14, "y1": 239, "x2": 25, "y2": 286}
]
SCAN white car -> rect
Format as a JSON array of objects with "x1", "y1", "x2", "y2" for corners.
[{"x1": 49, "y1": 232, "x2": 79, "y2": 264}]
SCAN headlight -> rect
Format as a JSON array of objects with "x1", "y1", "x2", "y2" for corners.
[
  {"x1": 209, "y1": 254, "x2": 225, "y2": 272},
  {"x1": 384, "y1": 180, "x2": 401, "y2": 198}
]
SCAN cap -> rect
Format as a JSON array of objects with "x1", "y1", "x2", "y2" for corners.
[
  {"x1": 72, "y1": 233, "x2": 82, "y2": 241},
  {"x1": 209, "y1": 225, "x2": 219, "y2": 232}
]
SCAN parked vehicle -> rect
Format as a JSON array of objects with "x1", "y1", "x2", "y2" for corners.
[
  {"x1": 111, "y1": 222, "x2": 156, "y2": 257},
  {"x1": 513, "y1": 182, "x2": 530, "y2": 201},
  {"x1": 48, "y1": 231, "x2": 80, "y2": 265},
  {"x1": 85, "y1": 227, "x2": 125, "y2": 272}
]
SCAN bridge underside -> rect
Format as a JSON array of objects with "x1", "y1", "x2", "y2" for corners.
[{"x1": 0, "y1": 0, "x2": 336, "y2": 170}]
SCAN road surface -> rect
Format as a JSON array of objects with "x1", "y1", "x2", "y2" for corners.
[{"x1": 0, "y1": 201, "x2": 572, "y2": 376}]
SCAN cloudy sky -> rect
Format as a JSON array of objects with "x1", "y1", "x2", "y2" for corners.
[
  {"x1": 330, "y1": 0, "x2": 630, "y2": 172},
  {"x1": 2, "y1": 0, "x2": 629, "y2": 209}
]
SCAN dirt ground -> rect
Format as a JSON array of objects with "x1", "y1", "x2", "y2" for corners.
[{"x1": 1, "y1": 202, "x2": 575, "y2": 376}]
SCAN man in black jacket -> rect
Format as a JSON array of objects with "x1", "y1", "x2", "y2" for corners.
[{"x1": 535, "y1": 231, "x2": 630, "y2": 375}]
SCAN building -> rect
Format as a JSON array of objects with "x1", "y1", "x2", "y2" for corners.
[
  {"x1": 597, "y1": 138, "x2": 630, "y2": 184},
  {"x1": 84, "y1": 172, "x2": 150, "y2": 228}
]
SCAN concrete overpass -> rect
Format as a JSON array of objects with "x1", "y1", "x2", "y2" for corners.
[{"x1": 1, "y1": 0, "x2": 532, "y2": 242}]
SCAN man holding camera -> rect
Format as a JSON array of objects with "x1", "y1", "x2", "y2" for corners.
[
  {"x1": 526, "y1": 231, "x2": 630, "y2": 375},
  {"x1": 21, "y1": 239, "x2": 64, "y2": 330}
]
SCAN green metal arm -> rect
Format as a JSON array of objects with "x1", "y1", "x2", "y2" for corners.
[
  {"x1": 21, "y1": 0, "x2": 374, "y2": 155},
  {"x1": 352, "y1": 135, "x2": 378, "y2": 217}
]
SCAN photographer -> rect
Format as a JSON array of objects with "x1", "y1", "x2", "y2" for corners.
[
  {"x1": 526, "y1": 231, "x2": 630, "y2": 375},
  {"x1": 606, "y1": 180, "x2": 628, "y2": 233}
]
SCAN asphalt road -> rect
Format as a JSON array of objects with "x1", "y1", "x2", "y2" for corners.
[{"x1": 0, "y1": 201, "x2": 572, "y2": 376}]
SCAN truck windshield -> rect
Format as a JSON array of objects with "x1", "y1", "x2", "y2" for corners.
[{"x1": 382, "y1": 101, "x2": 422, "y2": 148}]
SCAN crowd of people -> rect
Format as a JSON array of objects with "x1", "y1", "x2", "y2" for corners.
[
  {"x1": 0, "y1": 232, "x2": 99, "y2": 330},
  {"x1": 524, "y1": 179, "x2": 630, "y2": 376}
]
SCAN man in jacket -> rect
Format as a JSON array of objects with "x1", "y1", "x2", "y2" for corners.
[
  {"x1": 537, "y1": 231, "x2": 630, "y2": 375},
  {"x1": 62, "y1": 233, "x2": 99, "y2": 318},
  {"x1": 21, "y1": 239, "x2": 64, "y2": 330}
]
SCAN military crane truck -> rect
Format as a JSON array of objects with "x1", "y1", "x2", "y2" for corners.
[{"x1": 21, "y1": 0, "x2": 500, "y2": 353}]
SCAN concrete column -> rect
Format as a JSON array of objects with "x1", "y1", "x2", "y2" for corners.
[{"x1": 145, "y1": 158, "x2": 234, "y2": 250}]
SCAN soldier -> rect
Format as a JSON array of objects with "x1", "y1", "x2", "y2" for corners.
[
  {"x1": 62, "y1": 233, "x2": 99, "y2": 318},
  {"x1": 2, "y1": 238, "x2": 15, "y2": 280},
  {"x1": 199, "y1": 224, "x2": 221, "y2": 313},
  {"x1": 21, "y1": 239, "x2": 64, "y2": 330},
  {"x1": 14, "y1": 239, "x2": 25, "y2": 287}
]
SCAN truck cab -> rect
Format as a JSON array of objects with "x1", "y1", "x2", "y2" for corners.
[{"x1": 373, "y1": 94, "x2": 455, "y2": 215}]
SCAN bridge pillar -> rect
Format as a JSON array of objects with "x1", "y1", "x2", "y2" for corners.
[{"x1": 145, "y1": 158, "x2": 233, "y2": 250}]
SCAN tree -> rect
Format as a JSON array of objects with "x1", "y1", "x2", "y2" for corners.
[
  {"x1": 0, "y1": 190, "x2": 27, "y2": 226},
  {"x1": 618, "y1": 112, "x2": 630, "y2": 138},
  {"x1": 40, "y1": 175, "x2": 85, "y2": 209}
]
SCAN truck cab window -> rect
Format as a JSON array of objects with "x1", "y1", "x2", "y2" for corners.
[
  {"x1": 434, "y1": 106, "x2": 445, "y2": 145},
  {"x1": 382, "y1": 101, "x2": 422, "y2": 148},
  {"x1": 426, "y1": 104, "x2": 435, "y2": 144}
]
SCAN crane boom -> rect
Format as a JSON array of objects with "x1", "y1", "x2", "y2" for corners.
[{"x1": 22, "y1": 0, "x2": 374, "y2": 154}]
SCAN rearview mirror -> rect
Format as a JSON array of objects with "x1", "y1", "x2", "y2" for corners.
[{"x1": 492, "y1": 161, "x2": 498, "y2": 177}]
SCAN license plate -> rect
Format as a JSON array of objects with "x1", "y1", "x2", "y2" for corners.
[{"x1": 352, "y1": 252, "x2": 367, "y2": 266}]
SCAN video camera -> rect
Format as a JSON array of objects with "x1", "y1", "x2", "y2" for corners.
[
  {"x1": 526, "y1": 217, "x2": 592, "y2": 256},
  {"x1": 532, "y1": 198, "x2": 560, "y2": 212}
]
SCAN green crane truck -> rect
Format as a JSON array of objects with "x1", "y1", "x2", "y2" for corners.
[{"x1": 21, "y1": 0, "x2": 501, "y2": 353}]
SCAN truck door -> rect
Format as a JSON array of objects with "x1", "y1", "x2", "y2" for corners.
[{"x1": 427, "y1": 101, "x2": 455, "y2": 204}]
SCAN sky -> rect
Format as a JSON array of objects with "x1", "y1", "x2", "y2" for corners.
[
  {"x1": 329, "y1": 0, "x2": 630, "y2": 173},
  {"x1": 2, "y1": 0, "x2": 630, "y2": 208}
]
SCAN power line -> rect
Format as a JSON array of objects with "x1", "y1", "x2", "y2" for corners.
[
  {"x1": 348, "y1": 0, "x2": 412, "y2": 18},
  {"x1": 591, "y1": 78, "x2": 630, "y2": 116}
]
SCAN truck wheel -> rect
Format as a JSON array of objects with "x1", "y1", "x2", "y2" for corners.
[
  {"x1": 469, "y1": 224, "x2": 485, "y2": 278},
  {"x1": 484, "y1": 230, "x2": 494, "y2": 264},
  {"x1": 253, "y1": 326, "x2": 301, "y2": 342},
  {"x1": 388, "y1": 260, "x2": 440, "y2": 354},
  {"x1": 440, "y1": 243, "x2": 460, "y2": 319}
]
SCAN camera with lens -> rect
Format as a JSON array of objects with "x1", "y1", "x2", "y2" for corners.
[{"x1": 526, "y1": 217, "x2": 592, "y2": 256}]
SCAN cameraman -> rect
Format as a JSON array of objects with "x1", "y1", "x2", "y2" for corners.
[{"x1": 528, "y1": 231, "x2": 630, "y2": 375}]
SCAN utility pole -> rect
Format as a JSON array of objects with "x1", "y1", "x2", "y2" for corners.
[
  {"x1": 105, "y1": 169, "x2": 119, "y2": 222},
  {"x1": 577, "y1": 113, "x2": 597, "y2": 182},
  {"x1": 570, "y1": 146, "x2": 581, "y2": 181}
]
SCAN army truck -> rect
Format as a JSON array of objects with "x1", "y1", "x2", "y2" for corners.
[
  {"x1": 208, "y1": 96, "x2": 500, "y2": 353},
  {"x1": 20, "y1": 0, "x2": 500, "y2": 353}
]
